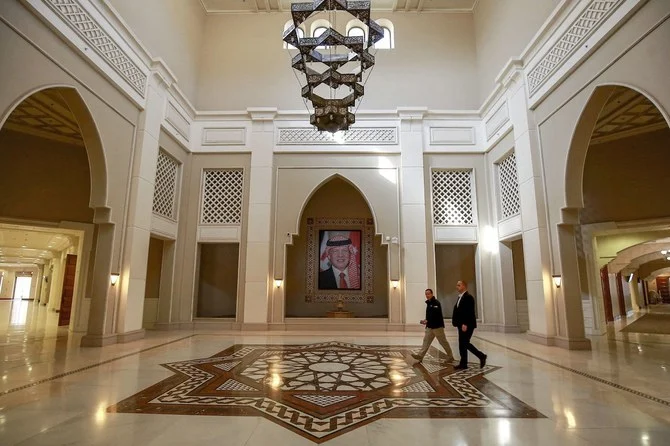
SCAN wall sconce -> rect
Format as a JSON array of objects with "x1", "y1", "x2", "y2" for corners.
[
  {"x1": 552, "y1": 275, "x2": 562, "y2": 288},
  {"x1": 391, "y1": 280, "x2": 399, "y2": 289},
  {"x1": 274, "y1": 279, "x2": 282, "y2": 288},
  {"x1": 110, "y1": 273, "x2": 120, "y2": 286}
]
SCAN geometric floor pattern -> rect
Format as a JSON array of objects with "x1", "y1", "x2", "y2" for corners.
[{"x1": 109, "y1": 341, "x2": 544, "y2": 443}]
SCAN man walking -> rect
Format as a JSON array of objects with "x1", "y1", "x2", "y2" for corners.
[
  {"x1": 452, "y1": 280, "x2": 487, "y2": 370},
  {"x1": 411, "y1": 289, "x2": 455, "y2": 363}
]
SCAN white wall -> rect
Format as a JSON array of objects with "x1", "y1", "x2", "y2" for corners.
[
  {"x1": 107, "y1": 0, "x2": 207, "y2": 103},
  {"x1": 196, "y1": 12, "x2": 480, "y2": 111},
  {"x1": 473, "y1": 0, "x2": 559, "y2": 102}
]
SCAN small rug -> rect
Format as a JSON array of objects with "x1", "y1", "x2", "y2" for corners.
[{"x1": 620, "y1": 313, "x2": 670, "y2": 334}]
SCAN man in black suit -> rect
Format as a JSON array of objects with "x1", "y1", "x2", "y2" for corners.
[{"x1": 452, "y1": 280, "x2": 487, "y2": 370}]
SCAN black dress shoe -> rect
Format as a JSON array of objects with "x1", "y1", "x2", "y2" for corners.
[
  {"x1": 454, "y1": 364, "x2": 468, "y2": 370},
  {"x1": 480, "y1": 354, "x2": 487, "y2": 368}
]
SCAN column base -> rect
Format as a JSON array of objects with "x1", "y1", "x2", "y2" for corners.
[
  {"x1": 554, "y1": 336, "x2": 592, "y2": 350},
  {"x1": 117, "y1": 328, "x2": 145, "y2": 343},
  {"x1": 478, "y1": 323, "x2": 522, "y2": 333},
  {"x1": 241, "y1": 323, "x2": 269, "y2": 331},
  {"x1": 526, "y1": 330, "x2": 555, "y2": 346},
  {"x1": 80, "y1": 333, "x2": 117, "y2": 347}
]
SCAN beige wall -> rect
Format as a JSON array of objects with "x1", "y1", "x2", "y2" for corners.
[
  {"x1": 107, "y1": 0, "x2": 207, "y2": 103},
  {"x1": 511, "y1": 238, "x2": 527, "y2": 300},
  {"x1": 196, "y1": 243, "x2": 239, "y2": 318},
  {"x1": 285, "y1": 177, "x2": 388, "y2": 318},
  {"x1": 197, "y1": 12, "x2": 479, "y2": 110},
  {"x1": 581, "y1": 129, "x2": 670, "y2": 224},
  {"x1": 0, "y1": 130, "x2": 93, "y2": 223},
  {"x1": 144, "y1": 237, "x2": 163, "y2": 301},
  {"x1": 434, "y1": 244, "x2": 477, "y2": 318},
  {"x1": 473, "y1": 0, "x2": 559, "y2": 102}
]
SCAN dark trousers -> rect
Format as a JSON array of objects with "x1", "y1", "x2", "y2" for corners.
[{"x1": 457, "y1": 328, "x2": 485, "y2": 366}]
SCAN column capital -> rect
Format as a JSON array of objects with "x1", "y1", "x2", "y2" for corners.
[
  {"x1": 495, "y1": 58, "x2": 524, "y2": 90},
  {"x1": 397, "y1": 107, "x2": 427, "y2": 122},
  {"x1": 248, "y1": 107, "x2": 278, "y2": 121},
  {"x1": 150, "y1": 58, "x2": 177, "y2": 90}
]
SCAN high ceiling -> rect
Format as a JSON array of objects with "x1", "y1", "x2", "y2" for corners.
[
  {"x1": 591, "y1": 87, "x2": 668, "y2": 145},
  {"x1": 1, "y1": 89, "x2": 83, "y2": 146},
  {"x1": 199, "y1": 0, "x2": 477, "y2": 14}
]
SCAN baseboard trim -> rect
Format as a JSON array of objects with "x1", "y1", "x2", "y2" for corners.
[
  {"x1": 241, "y1": 323, "x2": 269, "y2": 331},
  {"x1": 117, "y1": 329, "x2": 145, "y2": 343},
  {"x1": 526, "y1": 331, "x2": 555, "y2": 346},
  {"x1": 554, "y1": 336, "x2": 592, "y2": 350},
  {"x1": 478, "y1": 323, "x2": 522, "y2": 333},
  {"x1": 80, "y1": 333, "x2": 117, "y2": 347}
]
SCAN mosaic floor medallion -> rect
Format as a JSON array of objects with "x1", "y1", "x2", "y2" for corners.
[{"x1": 109, "y1": 341, "x2": 544, "y2": 443}]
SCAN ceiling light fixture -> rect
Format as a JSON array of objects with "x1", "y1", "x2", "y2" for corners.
[{"x1": 283, "y1": 0, "x2": 383, "y2": 133}]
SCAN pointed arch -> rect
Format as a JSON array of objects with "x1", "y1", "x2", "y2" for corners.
[
  {"x1": 295, "y1": 173, "x2": 379, "y2": 237},
  {"x1": 0, "y1": 85, "x2": 109, "y2": 217},
  {"x1": 564, "y1": 83, "x2": 670, "y2": 211}
]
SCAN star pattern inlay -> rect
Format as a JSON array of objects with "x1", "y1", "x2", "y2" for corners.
[{"x1": 109, "y1": 342, "x2": 544, "y2": 443}]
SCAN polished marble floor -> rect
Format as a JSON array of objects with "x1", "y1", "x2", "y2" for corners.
[{"x1": 1, "y1": 301, "x2": 670, "y2": 445}]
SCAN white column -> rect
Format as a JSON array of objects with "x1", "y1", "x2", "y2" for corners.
[
  {"x1": 398, "y1": 108, "x2": 429, "y2": 329},
  {"x1": 115, "y1": 65, "x2": 174, "y2": 342},
  {"x1": 242, "y1": 108, "x2": 276, "y2": 329},
  {"x1": 628, "y1": 272, "x2": 641, "y2": 312},
  {"x1": 505, "y1": 72, "x2": 558, "y2": 345}
]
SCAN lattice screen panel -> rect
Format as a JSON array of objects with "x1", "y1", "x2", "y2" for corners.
[
  {"x1": 152, "y1": 150, "x2": 179, "y2": 220},
  {"x1": 201, "y1": 169, "x2": 244, "y2": 225},
  {"x1": 431, "y1": 170, "x2": 474, "y2": 225},
  {"x1": 497, "y1": 152, "x2": 521, "y2": 220}
]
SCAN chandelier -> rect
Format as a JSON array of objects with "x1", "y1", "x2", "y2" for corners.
[{"x1": 283, "y1": 0, "x2": 383, "y2": 133}]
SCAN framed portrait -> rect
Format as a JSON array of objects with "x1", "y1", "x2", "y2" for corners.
[
  {"x1": 317, "y1": 229, "x2": 362, "y2": 290},
  {"x1": 305, "y1": 217, "x2": 374, "y2": 304}
]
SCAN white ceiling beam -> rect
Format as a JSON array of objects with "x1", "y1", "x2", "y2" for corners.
[{"x1": 417, "y1": 0, "x2": 425, "y2": 12}]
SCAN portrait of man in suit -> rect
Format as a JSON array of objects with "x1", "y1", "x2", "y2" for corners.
[{"x1": 318, "y1": 231, "x2": 361, "y2": 290}]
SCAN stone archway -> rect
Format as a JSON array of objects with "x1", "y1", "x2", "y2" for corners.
[
  {"x1": 561, "y1": 84, "x2": 670, "y2": 332},
  {"x1": 283, "y1": 176, "x2": 389, "y2": 321},
  {"x1": 0, "y1": 86, "x2": 114, "y2": 342}
]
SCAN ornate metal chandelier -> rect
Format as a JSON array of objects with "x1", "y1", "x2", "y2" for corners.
[{"x1": 283, "y1": 0, "x2": 383, "y2": 133}]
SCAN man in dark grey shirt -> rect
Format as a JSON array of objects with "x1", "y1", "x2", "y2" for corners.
[{"x1": 411, "y1": 289, "x2": 455, "y2": 363}]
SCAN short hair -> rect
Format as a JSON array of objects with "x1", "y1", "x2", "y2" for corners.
[
  {"x1": 458, "y1": 280, "x2": 468, "y2": 287},
  {"x1": 425, "y1": 288, "x2": 433, "y2": 294}
]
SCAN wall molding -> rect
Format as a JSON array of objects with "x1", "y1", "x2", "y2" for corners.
[
  {"x1": 429, "y1": 126, "x2": 476, "y2": 145},
  {"x1": 202, "y1": 127, "x2": 247, "y2": 146},
  {"x1": 277, "y1": 127, "x2": 398, "y2": 145}
]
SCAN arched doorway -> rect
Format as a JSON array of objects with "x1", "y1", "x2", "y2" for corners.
[
  {"x1": 284, "y1": 176, "x2": 389, "y2": 319},
  {"x1": 563, "y1": 85, "x2": 670, "y2": 334},
  {"x1": 0, "y1": 87, "x2": 109, "y2": 340}
]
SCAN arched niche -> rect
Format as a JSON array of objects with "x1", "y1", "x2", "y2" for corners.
[
  {"x1": 0, "y1": 86, "x2": 113, "y2": 337},
  {"x1": 0, "y1": 86, "x2": 109, "y2": 219},
  {"x1": 284, "y1": 176, "x2": 389, "y2": 318},
  {"x1": 273, "y1": 167, "x2": 401, "y2": 282}
]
